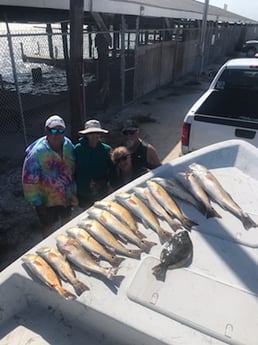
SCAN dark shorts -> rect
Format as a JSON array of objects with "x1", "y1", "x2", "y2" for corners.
[
  {"x1": 78, "y1": 187, "x2": 110, "y2": 210},
  {"x1": 36, "y1": 206, "x2": 72, "y2": 227},
  {"x1": 78, "y1": 196, "x2": 95, "y2": 210}
]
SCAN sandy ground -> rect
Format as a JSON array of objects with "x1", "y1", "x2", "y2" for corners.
[{"x1": 0, "y1": 70, "x2": 214, "y2": 272}]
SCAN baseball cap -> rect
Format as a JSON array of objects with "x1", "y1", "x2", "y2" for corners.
[
  {"x1": 122, "y1": 119, "x2": 139, "y2": 132},
  {"x1": 45, "y1": 115, "x2": 66, "y2": 129}
]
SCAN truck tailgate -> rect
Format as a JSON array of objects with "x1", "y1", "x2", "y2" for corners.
[{"x1": 189, "y1": 114, "x2": 258, "y2": 152}]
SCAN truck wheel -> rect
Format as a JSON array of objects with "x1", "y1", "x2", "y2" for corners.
[{"x1": 246, "y1": 48, "x2": 256, "y2": 57}]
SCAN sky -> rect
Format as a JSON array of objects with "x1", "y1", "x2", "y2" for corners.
[{"x1": 197, "y1": 0, "x2": 258, "y2": 21}]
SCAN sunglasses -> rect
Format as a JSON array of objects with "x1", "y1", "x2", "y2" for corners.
[
  {"x1": 115, "y1": 154, "x2": 130, "y2": 164},
  {"x1": 48, "y1": 128, "x2": 65, "y2": 134},
  {"x1": 122, "y1": 129, "x2": 137, "y2": 136}
]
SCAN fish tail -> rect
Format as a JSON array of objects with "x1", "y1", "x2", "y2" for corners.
[
  {"x1": 152, "y1": 263, "x2": 167, "y2": 282},
  {"x1": 241, "y1": 214, "x2": 258, "y2": 230},
  {"x1": 206, "y1": 207, "x2": 221, "y2": 219},
  {"x1": 158, "y1": 227, "x2": 173, "y2": 244},
  {"x1": 141, "y1": 239, "x2": 157, "y2": 253},
  {"x1": 106, "y1": 266, "x2": 120, "y2": 280},
  {"x1": 127, "y1": 249, "x2": 143, "y2": 259},
  {"x1": 56, "y1": 286, "x2": 77, "y2": 300},
  {"x1": 182, "y1": 216, "x2": 198, "y2": 230},
  {"x1": 73, "y1": 279, "x2": 90, "y2": 296},
  {"x1": 166, "y1": 218, "x2": 181, "y2": 231},
  {"x1": 197, "y1": 202, "x2": 209, "y2": 217},
  {"x1": 110, "y1": 255, "x2": 125, "y2": 266}
]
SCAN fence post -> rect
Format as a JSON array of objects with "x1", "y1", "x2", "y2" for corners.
[
  {"x1": 5, "y1": 19, "x2": 28, "y2": 147},
  {"x1": 69, "y1": 0, "x2": 85, "y2": 142},
  {"x1": 46, "y1": 24, "x2": 54, "y2": 59},
  {"x1": 133, "y1": 16, "x2": 140, "y2": 100},
  {"x1": 199, "y1": 0, "x2": 209, "y2": 79},
  {"x1": 120, "y1": 15, "x2": 126, "y2": 107}
]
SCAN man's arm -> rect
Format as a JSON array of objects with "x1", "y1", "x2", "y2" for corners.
[
  {"x1": 147, "y1": 144, "x2": 162, "y2": 169},
  {"x1": 22, "y1": 153, "x2": 43, "y2": 206}
]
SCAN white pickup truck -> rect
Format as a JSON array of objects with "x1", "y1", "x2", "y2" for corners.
[{"x1": 181, "y1": 58, "x2": 258, "y2": 154}]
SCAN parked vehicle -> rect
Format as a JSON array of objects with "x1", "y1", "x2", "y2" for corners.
[
  {"x1": 181, "y1": 58, "x2": 258, "y2": 154},
  {"x1": 240, "y1": 40, "x2": 258, "y2": 57}
]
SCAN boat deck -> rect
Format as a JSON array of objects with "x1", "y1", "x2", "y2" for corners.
[{"x1": 0, "y1": 139, "x2": 258, "y2": 345}]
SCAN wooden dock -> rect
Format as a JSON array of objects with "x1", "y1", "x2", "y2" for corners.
[{"x1": 22, "y1": 53, "x2": 66, "y2": 69}]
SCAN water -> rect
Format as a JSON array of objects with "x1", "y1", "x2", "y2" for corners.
[
  {"x1": 0, "y1": 23, "x2": 88, "y2": 95},
  {"x1": 0, "y1": 23, "x2": 136, "y2": 96}
]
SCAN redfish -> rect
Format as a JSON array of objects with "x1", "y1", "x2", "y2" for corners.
[
  {"x1": 22, "y1": 253, "x2": 76, "y2": 299},
  {"x1": 78, "y1": 219, "x2": 143, "y2": 259},
  {"x1": 94, "y1": 200, "x2": 142, "y2": 238},
  {"x1": 88, "y1": 207, "x2": 156, "y2": 253},
  {"x1": 66, "y1": 227, "x2": 125, "y2": 266},
  {"x1": 146, "y1": 180, "x2": 198, "y2": 230},
  {"x1": 116, "y1": 192, "x2": 170, "y2": 243},
  {"x1": 36, "y1": 246, "x2": 89, "y2": 296},
  {"x1": 56, "y1": 234, "x2": 119, "y2": 281},
  {"x1": 189, "y1": 163, "x2": 257, "y2": 230}
]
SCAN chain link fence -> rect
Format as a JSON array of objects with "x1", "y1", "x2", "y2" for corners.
[{"x1": 0, "y1": 25, "x2": 71, "y2": 162}]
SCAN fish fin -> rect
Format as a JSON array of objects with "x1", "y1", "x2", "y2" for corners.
[
  {"x1": 117, "y1": 234, "x2": 128, "y2": 244},
  {"x1": 165, "y1": 218, "x2": 182, "y2": 231},
  {"x1": 90, "y1": 251, "x2": 101, "y2": 259},
  {"x1": 73, "y1": 280, "x2": 90, "y2": 296},
  {"x1": 182, "y1": 216, "x2": 198, "y2": 230},
  {"x1": 56, "y1": 270, "x2": 70, "y2": 282},
  {"x1": 105, "y1": 246, "x2": 116, "y2": 253},
  {"x1": 141, "y1": 239, "x2": 157, "y2": 253},
  {"x1": 241, "y1": 213, "x2": 258, "y2": 230},
  {"x1": 132, "y1": 229, "x2": 147, "y2": 239},
  {"x1": 106, "y1": 266, "x2": 120, "y2": 280},
  {"x1": 206, "y1": 207, "x2": 222, "y2": 219},
  {"x1": 152, "y1": 262, "x2": 167, "y2": 282},
  {"x1": 141, "y1": 219, "x2": 149, "y2": 229},
  {"x1": 56, "y1": 286, "x2": 77, "y2": 300}
]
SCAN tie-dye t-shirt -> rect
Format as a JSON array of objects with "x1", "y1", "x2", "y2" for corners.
[{"x1": 22, "y1": 136, "x2": 78, "y2": 207}]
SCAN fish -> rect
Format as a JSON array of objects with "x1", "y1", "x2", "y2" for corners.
[
  {"x1": 150, "y1": 177, "x2": 203, "y2": 210},
  {"x1": 36, "y1": 247, "x2": 89, "y2": 296},
  {"x1": 78, "y1": 219, "x2": 143, "y2": 259},
  {"x1": 87, "y1": 208, "x2": 156, "y2": 253},
  {"x1": 189, "y1": 163, "x2": 258, "y2": 230},
  {"x1": 94, "y1": 200, "x2": 145, "y2": 239},
  {"x1": 176, "y1": 172, "x2": 221, "y2": 218},
  {"x1": 66, "y1": 227, "x2": 125, "y2": 266},
  {"x1": 152, "y1": 229, "x2": 193, "y2": 282},
  {"x1": 133, "y1": 186, "x2": 180, "y2": 235},
  {"x1": 115, "y1": 192, "x2": 171, "y2": 243},
  {"x1": 56, "y1": 234, "x2": 119, "y2": 281},
  {"x1": 146, "y1": 180, "x2": 198, "y2": 230},
  {"x1": 22, "y1": 253, "x2": 77, "y2": 299}
]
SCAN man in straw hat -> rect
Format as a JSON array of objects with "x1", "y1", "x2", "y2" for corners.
[{"x1": 74, "y1": 119, "x2": 113, "y2": 209}]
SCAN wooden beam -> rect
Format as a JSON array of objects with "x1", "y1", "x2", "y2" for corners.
[{"x1": 69, "y1": 0, "x2": 84, "y2": 142}]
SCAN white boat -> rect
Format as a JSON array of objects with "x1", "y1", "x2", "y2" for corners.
[{"x1": 1, "y1": 139, "x2": 258, "y2": 345}]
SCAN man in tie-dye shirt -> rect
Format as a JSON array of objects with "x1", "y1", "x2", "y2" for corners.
[{"x1": 22, "y1": 115, "x2": 78, "y2": 237}]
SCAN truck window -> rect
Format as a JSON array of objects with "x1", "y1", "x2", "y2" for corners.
[{"x1": 216, "y1": 70, "x2": 258, "y2": 90}]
